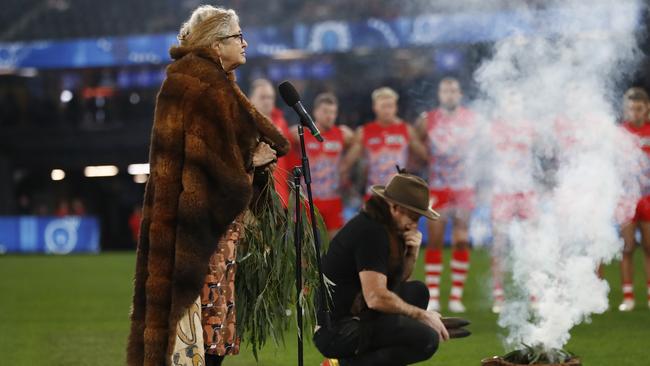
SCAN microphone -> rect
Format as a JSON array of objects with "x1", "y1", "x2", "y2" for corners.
[{"x1": 278, "y1": 81, "x2": 323, "y2": 142}]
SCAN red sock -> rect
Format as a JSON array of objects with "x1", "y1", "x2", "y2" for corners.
[
  {"x1": 493, "y1": 284, "x2": 504, "y2": 303},
  {"x1": 492, "y1": 258, "x2": 504, "y2": 302},
  {"x1": 623, "y1": 282, "x2": 634, "y2": 301},
  {"x1": 425, "y1": 248, "x2": 443, "y2": 302},
  {"x1": 450, "y1": 249, "x2": 470, "y2": 302}
]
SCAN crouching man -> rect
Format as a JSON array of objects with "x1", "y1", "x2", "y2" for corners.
[{"x1": 314, "y1": 172, "x2": 449, "y2": 366}]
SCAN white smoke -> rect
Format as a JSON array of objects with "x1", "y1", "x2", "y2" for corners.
[{"x1": 464, "y1": 0, "x2": 646, "y2": 353}]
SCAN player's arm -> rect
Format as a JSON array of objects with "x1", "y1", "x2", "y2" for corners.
[
  {"x1": 339, "y1": 126, "x2": 364, "y2": 177},
  {"x1": 340, "y1": 124, "x2": 355, "y2": 149},
  {"x1": 408, "y1": 124, "x2": 429, "y2": 162},
  {"x1": 414, "y1": 112, "x2": 429, "y2": 142}
]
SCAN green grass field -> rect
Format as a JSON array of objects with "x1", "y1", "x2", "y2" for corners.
[{"x1": 1, "y1": 249, "x2": 649, "y2": 365}]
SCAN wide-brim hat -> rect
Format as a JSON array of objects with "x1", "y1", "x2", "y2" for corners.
[{"x1": 370, "y1": 173, "x2": 440, "y2": 220}]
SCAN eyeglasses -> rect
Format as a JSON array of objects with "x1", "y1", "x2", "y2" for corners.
[{"x1": 218, "y1": 32, "x2": 244, "y2": 44}]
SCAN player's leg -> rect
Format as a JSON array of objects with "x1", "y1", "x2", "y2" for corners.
[
  {"x1": 619, "y1": 221, "x2": 637, "y2": 311},
  {"x1": 491, "y1": 222, "x2": 508, "y2": 314},
  {"x1": 424, "y1": 190, "x2": 449, "y2": 311},
  {"x1": 425, "y1": 190, "x2": 449, "y2": 311},
  {"x1": 633, "y1": 196, "x2": 650, "y2": 310},
  {"x1": 448, "y1": 208, "x2": 471, "y2": 313},
  {"x1": 425, "y1": 211, "x2": 447, "y2": 311},
  {"x1": 638, "y1": 221, "x2": 650, "y2": 310},
  {"x1": 490, "y1": 194, "x2": 512, "y2": 314}
]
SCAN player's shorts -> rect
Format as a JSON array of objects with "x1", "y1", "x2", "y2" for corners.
[
  {"x1": 314, "y1": 198, "x2": 344, "y2": 230},
  {"x1": 634, "y1": 195, "x2": 650, "y2": 222},
  {"x1": 429, "y1": 188, "x2": 475, "y2": 211},
  {"x1": 616, "y1": 195, "x2": 650, "y2": 224},
  {"x1": 492, "y1": 192, "x2": 536, "y2": 223}
]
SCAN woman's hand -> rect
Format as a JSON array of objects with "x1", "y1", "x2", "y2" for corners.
[{"x1": 252, "y1": 142, "x2": 277, "y2": 167}]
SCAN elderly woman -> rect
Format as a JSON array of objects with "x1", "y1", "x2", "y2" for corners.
[{"x1": 126, "y1": 5, "x2": 289, "y2": 366}]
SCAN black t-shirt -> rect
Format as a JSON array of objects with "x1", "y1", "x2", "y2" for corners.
[{"x1": 320, "y1": 212, "x2": 390, "y2": 321}]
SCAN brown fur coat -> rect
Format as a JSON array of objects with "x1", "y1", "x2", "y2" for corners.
[{"x1": 127, "y1": 45, "x2": 289, "y2": 366}]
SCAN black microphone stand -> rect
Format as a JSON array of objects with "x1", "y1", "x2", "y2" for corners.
[
  {"x1": 292, "y1": 167, "x2": 304, "y2": 366},
  {"x1": 292, "y1": 124, "x2": 331, "y2": 366}
]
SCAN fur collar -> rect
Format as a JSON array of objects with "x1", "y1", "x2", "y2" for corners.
[
  {"x1": 170, "y1": 45, "x2": 222, "y2": 66},
  {"x1": 167, "y1": 45, "x2": 289, "y2": 156}
]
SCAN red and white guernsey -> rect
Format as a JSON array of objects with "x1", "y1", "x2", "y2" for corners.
[
  {"x1": 305, "y1": 126, "x2": 345, "y2": 200},
  {"x1": 624, "y1": 120, "x2": 650, "y2": 196},
  {"x1": 425, "y1": 107, "x2": 475, "y2": 190},
  {"x1": 491, "y1": 119, "x2": 536, "y2": 194},
  {"x1": 488, "y1": 119, "x2": 538, "y2": 223},
  {"x1": 362, "y1": 121, "x2": 410, "y2": 191}
]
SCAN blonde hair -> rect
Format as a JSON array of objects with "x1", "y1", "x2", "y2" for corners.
[
  {"x1": 178, "y1": 5, "x2": 239, "y2": 47},
  {"x1": 371, "y1": 87, "x2": 399, "y2": 103}
]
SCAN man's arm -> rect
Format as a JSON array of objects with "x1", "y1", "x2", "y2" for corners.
[
  {"x1": 402, "y1": 249, "x2": 419, "y2": 281},
  {"x1": 359, "y1": 270, "x2": 423, "y2": 317},
  {"x1": 401, "y1": 227, "x2": 422, "y2": 280},
  {"x1": 359, "y1": 270, "x2": 449, "y2": 341}
]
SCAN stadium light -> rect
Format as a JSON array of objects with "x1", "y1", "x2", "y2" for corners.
[
  {"x1": 51, "y1": 169, "x2": 66, "y2": 181},
  {"x1": 60, "y1": 90, "x2": 73, "y2": 103},
  {"x1": 129, "y1": 92, "x2": 141, "y2": 104},
  {"x1": 133, "y1": 174, "x2": 148, "y2": 184},
  {"x1": 17, "y1": 68, "x2": 38, "y2": 77},
  {"x1": 84, "y1": 165, "x2": 118, "y2": 177},
  {"x1": 273, "y1": 50, "x2": 308, "y2": 60},
  {"x1": 127, "y1": 163, "x2": 150, "y2": 175}
]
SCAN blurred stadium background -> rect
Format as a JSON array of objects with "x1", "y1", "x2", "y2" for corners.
[
  {"x1": 1, "y1": 1, "x2": 648, "y2": 251},
  {"x1": 1, "y1": 1, "x2": 650, "y2": 365}
]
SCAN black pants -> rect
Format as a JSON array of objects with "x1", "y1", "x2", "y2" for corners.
[
  {"x1": 321, "y1": 281, "x2": 440, "y2": 366},
  {"x1": 205, "y1": 354, "x2": 225, "y2": 366}
]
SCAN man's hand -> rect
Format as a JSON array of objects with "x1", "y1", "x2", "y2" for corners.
[
  {"x1": 416, "y1": 310, "x2": 450, "y2": 342},
  {"x1": 404, "y1": 228, "x2": 423, "y2": 252},
  {"x1": 441, "y1": 317, "x2": 472, "y2": 338},
  {"x1": 252, "y1": 142, "x2": 277, "y2": 167}
]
